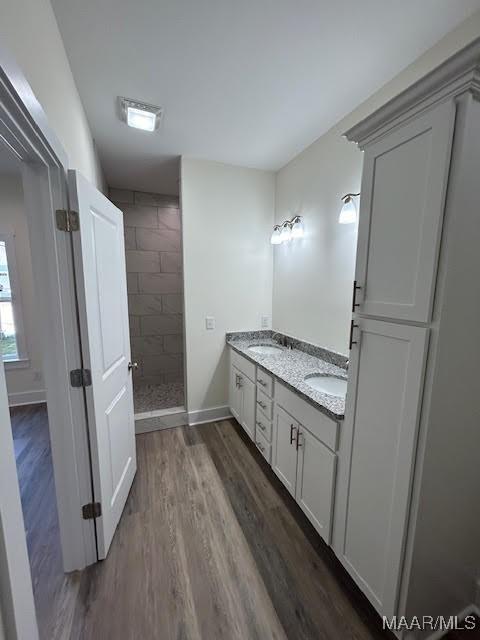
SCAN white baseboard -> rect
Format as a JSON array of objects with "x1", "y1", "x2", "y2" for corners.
[
  {"x1": 135, "y1": 408, "x2": 187, "y2": 433},
  {"x1": 188, "y1": 405, "x2": 232, "y2": 426},
  {"x1": 8, "y1": 389, "x2": 46, "y2": 407}
]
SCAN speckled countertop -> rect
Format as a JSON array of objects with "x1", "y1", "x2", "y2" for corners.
[{"x1": 226, "y1": 332, "x2": 348, "y2": 421}]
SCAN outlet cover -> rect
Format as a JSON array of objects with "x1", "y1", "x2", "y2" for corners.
[
  {"x1": 261, "y1": 315, "x2": 270, "y2": 329},
  {"x1": 205, "y1": 316, "x2": 215, "y2": 330}
]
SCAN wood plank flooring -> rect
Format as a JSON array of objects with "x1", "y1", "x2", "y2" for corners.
[
  {"x1": 71, "y1": 419, "x2": 391, "y2": 640},
  {"x1": 13, "y1": 404, "x2": 395, "y2": 639},
  {"x1": 10, "y1": 404, "x2": 82, "y2": 640}
]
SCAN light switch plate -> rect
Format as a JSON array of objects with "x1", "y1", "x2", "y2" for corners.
[
  {"x1": 205, "y1": 316, "x2": 215, "y2": 330},
  {"x1": 261, "y1": 315, "x2": 270, "y2": 329}
]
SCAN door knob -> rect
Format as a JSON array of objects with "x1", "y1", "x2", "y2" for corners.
[{"x1": 128, "y1": 361, "x2": 138, "y2": 372}]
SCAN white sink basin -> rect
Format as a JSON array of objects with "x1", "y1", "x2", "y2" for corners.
[
  {"x1": 248, "y1": 344, "x2": 283, "y2": 355},
  {"x1": 304, "y1": 374, "x2": 347, "y2": 397}
]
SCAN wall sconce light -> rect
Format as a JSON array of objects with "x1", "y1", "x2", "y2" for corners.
[
  {"x1": 270, "y1": 216, "x2": 304, "y2": 245},
  {"x1": 339, "y1": 193, "x2": 360, "y2": 224}
]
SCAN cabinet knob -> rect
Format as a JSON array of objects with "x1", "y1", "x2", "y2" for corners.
[
  {"x1": 128, "y1": 361, "x2": 138, "y2": 372},
  {"x1": 256, "y1": 421, "x2": 266, "y2": 431},
  {"x1": 258, "y1": 401, "x2": 267, "y2": 409},
  {"x1": 256, "y1": 441, "x2": 265, "y2": 453},
  {"x1": 258, "y1": 379, "x2": 267, "y2": 386}
]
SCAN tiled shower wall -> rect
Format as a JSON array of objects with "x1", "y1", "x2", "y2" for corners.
[{"x1": 109, "y1": 188, "x2": 184, "y2": 387}]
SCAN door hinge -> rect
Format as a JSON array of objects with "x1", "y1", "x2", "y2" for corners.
[
  {"x1": 70, "y1": 368, "x2": 92, "y2": 388},
  {"x1": 56, "y1": 209, "x2": 79, "y2": 232},
  {"x1": 82, "y1": 502, "x2": 102, "y2": 520}
]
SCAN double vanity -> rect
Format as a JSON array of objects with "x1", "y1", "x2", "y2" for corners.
[{"x1": 227, "y1": 330, "x2": 347, "y2": 545}]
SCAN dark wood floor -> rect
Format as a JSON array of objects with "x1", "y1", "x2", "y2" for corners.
[
  {"x1": 10, "y1": 404, "x2": 82, "y2": 640},
  {"x1": 13, "y1": 405, "x2": 400, "y2": 639}
]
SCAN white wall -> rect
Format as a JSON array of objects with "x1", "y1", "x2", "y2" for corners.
[
  {"x1": 181, "y1": 158, "x2": 275, "y2": 413},
  {"x1": 0, "y1": 173, "x2": 45, "y2": 406},
  {"x1": 0, "y1": 0, "x2": 105, "y2": 191},
  {"x1": 273, "y1": 11, "x2": 480, "y2": 355}
]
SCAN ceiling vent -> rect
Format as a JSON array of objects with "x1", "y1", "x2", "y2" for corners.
[{"x1": 118, "y1": 97, "x2": 163, "y2": 132}]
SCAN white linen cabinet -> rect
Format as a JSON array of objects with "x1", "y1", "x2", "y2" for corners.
[{"x1": 333, "y1": 40, "x2": 480, "y2": 627}]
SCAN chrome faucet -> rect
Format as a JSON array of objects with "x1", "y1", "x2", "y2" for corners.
[{"x1": 272, "y1": 332, "x2": 292, "y2": 349}]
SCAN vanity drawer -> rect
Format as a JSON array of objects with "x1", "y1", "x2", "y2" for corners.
[
  {"x1": 256, "y1": 368, "x2": 274, "y2": 398},
  {"x1": 255, "y1": 411, "x2": 272, "y2": 442},
  {"x1": 254, "y1": 429, "x2": 271, "y2": 464},
  {"x1": 256, "y1": 388, "x2": 273, "y2": 420}
]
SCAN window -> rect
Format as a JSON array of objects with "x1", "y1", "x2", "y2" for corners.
[{"x1": 0, "y1": 233, "x2": 26, "y2": 363}]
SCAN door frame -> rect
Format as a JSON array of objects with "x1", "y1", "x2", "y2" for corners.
[{"x1": 0, "y1": 40, "x2": 96, "y2": 638}]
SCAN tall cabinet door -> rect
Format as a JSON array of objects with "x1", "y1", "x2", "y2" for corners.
[
  {"x1": 295, "y1": 429, "x2": 336, "y2": 544},
  {"x1": 229, "y1": 364, "x2": 242, "y2": 423},
  {"x1": 355, "y1": 100, "x2": 454, "y2": 323},
  {"x1": 240, "y1": 375, "x2": 256, "y2": 440},
  {"x1": 272, "y1": 406, "x2": 298, "y2": 497},
  {"x1": 335, "y1": 319, "x2": 428, "y2": 618}
]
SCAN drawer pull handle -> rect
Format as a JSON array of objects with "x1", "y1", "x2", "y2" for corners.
[
  {"x1": 256, "y1": 421, "x2": 266, "y2": 431},
  {"x1": 290, "y1": 423, "x2": 296, "y2": 445},
  {"x1": 296, "y1": 430, "x2": 303, "y2": 450},
  {"x1": 258, "y1": 401, "x2": 267, "y2": 409},
  {"x1": 256, "y1": 441, "x2": 265, "y2": 453},
  {"x1": 258, "y1": 379, "x2": 267, "y2": 386}
]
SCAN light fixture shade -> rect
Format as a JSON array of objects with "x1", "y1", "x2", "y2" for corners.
[
  {"x1": 291, "y1": 217, "x2": 305, "y2": 238},
  {"x1": 127, "y1": 106, "x2": 157, "y2": 131},
  {"x1": 270, "y1": 226, "x2": 282, "y2": 244},
  {"x1": 280, "y1": 223, "x2": 292, "y2": 243},
  {"x1": 339, "y1": 198, "x2": 357, "y2": 224}
]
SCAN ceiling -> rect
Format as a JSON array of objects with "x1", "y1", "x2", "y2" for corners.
[{"x1": 51, "y1": 0, "x2": 480, "y2": 195}]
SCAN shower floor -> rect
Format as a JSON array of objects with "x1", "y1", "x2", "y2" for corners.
[{"x1": 133, "y1": 381, "x2": 185, "y2": 414}]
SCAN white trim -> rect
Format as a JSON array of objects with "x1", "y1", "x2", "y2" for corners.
[
  {"x1": 4, "y1": 358, "x2": 30, "y2": 370},
  {"x1": 135, "y1": 409, "x2": 188, "y2": 433},
  {"x1": 345, "y1": 37, "x2": 480, "y2": 147},
  {"x1": 188, "y1": 405, "x2": 232, "y2": 426},
  {"x1": 134, "y1": 405, "x2": 185, "y2": 420},
  {"x1": 7, "y1": 389, "x2": 46, "y2": 407},
  {"x1": 0, "y1": 360, "x2": 38, "y2": 640}
]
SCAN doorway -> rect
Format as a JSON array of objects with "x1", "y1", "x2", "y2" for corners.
[
  {"x1": 0, "y1": 148, "x2": 81, "y2": 638},
  {"x1": 109, "y1": 188, "x2": 186, "y2": 421}
]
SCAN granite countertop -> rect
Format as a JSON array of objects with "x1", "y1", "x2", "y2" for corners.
[{"x1": 226, "y1": 332, "x2": 348, "y2": 421}]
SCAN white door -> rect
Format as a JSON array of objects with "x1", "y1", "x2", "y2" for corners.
[
  {"x1": 295, "y1": 428, "x2": 336, "y2": 544},
  {"x1": 337, "y1": 318, "x2": 428, "y2": 618},
  {"x1": 241, "y1": 376, "x2": 256, "y2": 440},
  {"x1": 272, "y1": 406, "x2": 298, "y2": 497},
  {"x1": 68, "y1": 171, "x2": 136, "y2": 559},
  {"x1": 355, "y1": 100, "x2": 454, "y2": 323}
]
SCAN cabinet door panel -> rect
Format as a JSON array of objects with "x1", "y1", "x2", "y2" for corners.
[
  {"x1": 240, "y1": 375, "x2": 256, "y2": 441},
  {"x1": 272, "y1": 406, "x2": 298, "y2": 497},
  {"x1": 355, "y1": 100, "x2": 454, "y2": 322},
  {"x1": 229, "y1": 364, "x2": 242, "y2": 423},
  {"x1": 338, "y1": 319, "x2": 428, "y2": 618},
  {"x1": 296, "y1": 429, "x2": 336, "y2": 544}
]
